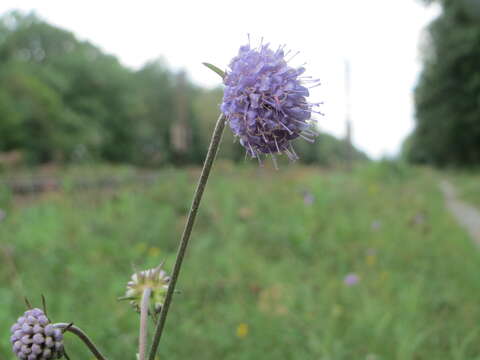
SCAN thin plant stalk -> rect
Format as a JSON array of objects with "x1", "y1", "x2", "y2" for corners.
[
  {"x1": 139, "y1": 287, "x2": 152, "y2": 360},
  {"x1": 54, "y1": 323, "x2": 108, "y2": 360},
  {"x1": 148, "y1": 113, "x2": 226, "y2": 360}
]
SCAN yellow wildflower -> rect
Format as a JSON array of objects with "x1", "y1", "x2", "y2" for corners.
[
  {"x1": 236, "y1": 323, "x2": 249, "y2": 338},
  {"x1": 148, "y1": 247, "x2": 161, "y2": 257},
  {"x1": 366, "y1": 254, "x2": 376, "y2": 267}
]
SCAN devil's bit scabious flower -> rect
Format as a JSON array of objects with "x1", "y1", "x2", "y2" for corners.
[
  {"x1": 221, "y1": 40, "x2": 320, "y2": 162},
  {"x1": 123, "y1": 264, "x2": 170, "y2": 313},
  {"x1": 10, "y1": 308, "x2": 64, "y2": 360}
]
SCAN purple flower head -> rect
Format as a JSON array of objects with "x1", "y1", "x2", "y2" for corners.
[
  {"x1": 10, "y1": 308, "x2": 64, "y2": 360},
  {"x1": 221, "y1": 39, "x2": 321, "y2": 162},
  {"x1": 344, "y1": 273, "x2": 360, "y2": 286}
]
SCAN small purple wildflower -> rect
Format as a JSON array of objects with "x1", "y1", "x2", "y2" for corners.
[
  {"x1": 303, "y1": 191, "x2": 315, "y2": 205},
  {"x1": 10, "y1": 308, "x2": 64, "y2": 360},
  {"x1": 344, "y1": 273, "x2": 360, "y2": 286},
  {"x1": 371, "y1": 220, "x2": 381, "y2": 231},
  {"x1": 221, "y1": 39, "x2": 321, "y2": 163}
]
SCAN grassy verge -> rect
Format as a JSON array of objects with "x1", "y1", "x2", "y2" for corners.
[
  {"x1": 448, "y1": 170, "x2": 480, "y2": 209},
  {"x1": 1, "y1": 164, "x2": 479, "y2": 360}
]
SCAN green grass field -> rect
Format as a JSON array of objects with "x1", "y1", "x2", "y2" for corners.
[
  {"x1": 1, "y1": 163, "x2": 480, "y2": 360},
  {"x1": 449, "y1": 170, "x2": 480, "y2": 208}
]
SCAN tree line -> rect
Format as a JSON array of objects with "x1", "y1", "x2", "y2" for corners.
[
  {"x1": 0, "y1": 11, "x2": 366, "y2": 168},
  {"x1": 406, "y1": 0, "x2": 480, "y2": 167}
]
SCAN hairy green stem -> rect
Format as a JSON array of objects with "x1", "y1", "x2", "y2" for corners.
[
  {"x1": 148, "y1": 113, "x2": 226, "y2": 360},
  {"x1": 54, "y1": 323, "x2": 108, "y2": 360},
  {"x1": 139, "y1": 287, "x2": 152, "y2": 360}
]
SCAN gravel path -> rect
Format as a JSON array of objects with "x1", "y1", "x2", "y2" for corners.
[{"x1": 440, "y1": 180, "x2": 480, "y2": 246}]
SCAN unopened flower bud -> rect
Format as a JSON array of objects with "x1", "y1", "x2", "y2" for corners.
[{"x1": 10, "y1": 308, "x2": 64, "y2": 359}]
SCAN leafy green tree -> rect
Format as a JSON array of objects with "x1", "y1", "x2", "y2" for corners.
[
  {"x1": 408, "y1": 0, "x2": 480, "y2": 166},
  {"x1": 132, "y1": 60, "x2": 175, "y2": 165},
  {"x1": 0, "y1": 11, "x2": 141, "y2": 163},
  {"x1": 0, "y1": 61, "x2": 92, "y2": 162}
]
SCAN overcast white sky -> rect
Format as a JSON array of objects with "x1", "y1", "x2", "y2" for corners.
[{"x1": 0, "y1": 1, "x2": 440, "y2": 158}]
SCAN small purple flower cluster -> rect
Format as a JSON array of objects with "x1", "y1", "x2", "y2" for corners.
[
  {"x1": 10, "y1": 308, "x2": 64, "y2": 360},
  {"x1": 221, "y1": 40, "x2": 320, "y2": 162},
  {"x1": 344, "y1": 273, "x2": 360, "y2": 286}
]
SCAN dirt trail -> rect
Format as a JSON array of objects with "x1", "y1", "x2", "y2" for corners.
[{"x1": 439, "y1": 180, "x2": 480, "y2": 246}]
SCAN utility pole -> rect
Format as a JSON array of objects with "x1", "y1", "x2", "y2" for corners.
[{"x1": 345, "y1": 60, "x2": 353, "y2": 168}]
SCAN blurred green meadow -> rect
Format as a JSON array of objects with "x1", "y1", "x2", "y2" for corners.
[
  {"x1": 450, "y1": 170, "x2": 480, "y2": 209},
  {"x1": 1, "y1": 163, "x2": 480, "y2": 360}
]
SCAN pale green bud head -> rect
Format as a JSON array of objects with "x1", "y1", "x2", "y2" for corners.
[{"x1": 122, "y1": 264, "x2": 170, "y2": 313}]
